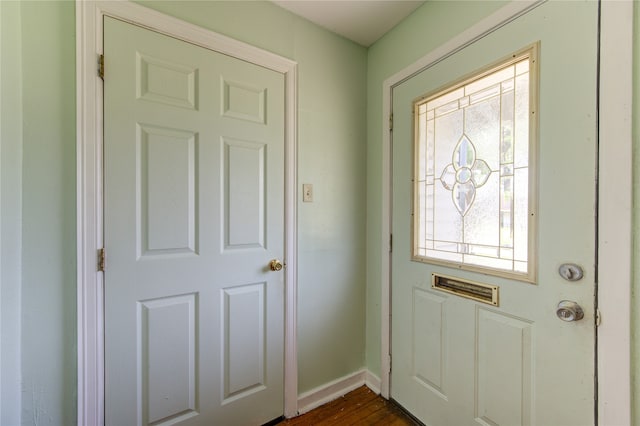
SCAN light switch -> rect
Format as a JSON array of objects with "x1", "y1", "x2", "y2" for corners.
[{"x1": 303, "y1": 184, "x2": 313, "y2": 202}]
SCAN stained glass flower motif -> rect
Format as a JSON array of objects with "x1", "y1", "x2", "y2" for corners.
[{"x1": 440, "y1": 134, "x2": 491, "y2": 216}]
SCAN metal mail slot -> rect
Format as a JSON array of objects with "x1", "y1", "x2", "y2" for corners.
[{"x1": 431, "y1": 274, "x2": 499, "y2": 306}]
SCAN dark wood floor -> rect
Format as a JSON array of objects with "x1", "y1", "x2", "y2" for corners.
[{"x1": 277, "y1": 386, "x2": 418, "y2": 425}]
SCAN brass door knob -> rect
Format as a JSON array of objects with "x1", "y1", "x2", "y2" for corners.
[{"x1": 269, "y1": 259, "x2": 284, "y2": 271}]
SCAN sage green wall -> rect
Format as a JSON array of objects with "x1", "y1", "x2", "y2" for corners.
[
  {"x1": 633, "y1": 2, "x2": 639, "y2": 423},
  {"x1": 365, "y1": 0, "x2": 507, "y2": 378},
  {"x1": 6, "y1": 1, "x2": 367, "y2": 424},
  {"x1": 18, "y1": 1, "x2": 77, "y2": 424},
  {"x1": 1, "y1": 2, "x2": 23, "y2": 425}
]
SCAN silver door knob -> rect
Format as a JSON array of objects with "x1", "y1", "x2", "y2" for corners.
[{"x1": 556, "y1": 300, "x2": 584, "y2": 322}]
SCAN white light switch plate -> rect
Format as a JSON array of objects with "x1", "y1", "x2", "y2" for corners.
[{"x1": 303, "y1": 184, "x2": 313, "y2": 202}]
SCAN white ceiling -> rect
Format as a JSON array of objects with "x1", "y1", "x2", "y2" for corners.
[{"x1": 271, "y1": 1, "x2": 426, "y2": 47}]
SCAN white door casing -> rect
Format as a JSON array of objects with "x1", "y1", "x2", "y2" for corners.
[
  {"x1": 596, "y1": 1, "x2": 633, "y2": 423},
  {"x1": 379, "y1": 1, "x2": 632, "y2": 425},
  {"x1": 76, "y1": 2, "x2": 299, "y2": 425}
]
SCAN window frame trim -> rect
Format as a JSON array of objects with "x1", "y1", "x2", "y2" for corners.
[{"x1": 410, "y1": 43, "x2": 539, "y2": 283}]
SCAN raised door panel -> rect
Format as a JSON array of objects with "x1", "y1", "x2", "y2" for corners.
[
  {"x1": 139, "y1": 294, "x2": 198, "y2": 425},
  {"x1": 475, "y1": 308, "x2": 532, "y2": 426},
  {"x1": 138, "y1": 124, "x2": 198, "y2": 257},
  {"x1": 137, "y1": 53, "x2": 198, "y2": 110},
  {"x1": 222, "y1": 138, "x2": 266, "y2": 250},
  {"x1": 412, "y1": 288, "x2": 447, "y2": 399},
  {"x1": 221, "y1": 79, "x2": 266, "y2": 124},
  {"x1": 222, "y1": 283, "x2": 266, "y2": 403}
]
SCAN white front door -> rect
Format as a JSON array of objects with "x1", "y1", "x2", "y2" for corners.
[
  {"x1": 391, "y1": 3, "x2": 597, "y2": 425},
  {"x1": 104, "y1": 17, "x2": 286, "y2": 425}
]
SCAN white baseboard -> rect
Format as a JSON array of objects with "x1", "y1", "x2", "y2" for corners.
[
  {"x1": 297, "y1": 369, "x2": 375, "y2": 415},
  {"x1": 365, "y1": 371, "x2": 381, "y2": 395}
]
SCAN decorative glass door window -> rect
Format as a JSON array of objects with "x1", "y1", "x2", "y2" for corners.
[{"x1": 412, "y1": 45, "x2": 538, "y2": 281}]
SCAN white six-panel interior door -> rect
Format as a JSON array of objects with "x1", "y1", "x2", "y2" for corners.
[
  {"x1": 103, "y1": 16, "x2": 286, "y2": 425},
  {"x1": 76, "y1": 1, "x2": 298, "y2": 425}
]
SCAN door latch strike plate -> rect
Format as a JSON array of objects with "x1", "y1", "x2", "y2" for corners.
[
  {"x1": 98, "y1": 248, "x2": 106, "y2": 272},
  {"x1": 98, "y1": 54, "x2": 104, "y2": 79}
]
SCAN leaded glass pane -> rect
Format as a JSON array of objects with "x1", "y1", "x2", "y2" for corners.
[
  {"x1": 514, "y1": 73, "x2": 530, "y2": 169},
  {"x1": 413, "y1": 51, "x2": 535, "y2": 279}
]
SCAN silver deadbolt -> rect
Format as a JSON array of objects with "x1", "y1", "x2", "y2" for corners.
[
  {"x1": 556, "y1": 300, "x2": 584, "y2": 322},
  {"x1": 558, "y1": 263, "x2": 583, "y2": 281}
]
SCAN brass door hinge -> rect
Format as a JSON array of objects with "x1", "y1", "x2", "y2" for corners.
[
  {"x1": 596, "y1": 309, "x2": 602, "y2": 327},
  {"x1": 98, "y1": 248, "x2": 106, "y2": 272},
  {"x1": 98, "y1": 54, "x2": 104, "y2": 80}
]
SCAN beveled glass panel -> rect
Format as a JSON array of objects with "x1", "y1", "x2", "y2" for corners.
[
  {"x1": 417, "y1": 182, "x2": 426, "y2": 250},
  {"x1": 425, "y1": 184, "x2": 434, "y2": 241},
  {"x1": 502, "y1": 79, "x2": 515, "y2": 92},
  {"x1": 515, "y1": 60, "x2": 529, "y2": 75},
  {"x1": 465, "y1": 65, "x2": 514, "y2": 97},
  {"x1": 440, "y1": 165, "x2": 457, "y2": 190},
  {"x1": 452, "y1": 181, "x2": 476, "y2": 216},
  {"x1": 427, "y1": 87, "x2": 464, "y2": 111},
  {"x1": 418, "y1": 110, "x2": 427, "y2": 179},
  {"x1": 426, "y1": 120, "x2": 435, "y2": 176},
  {"x1": 513, "y1": 168, "x2": 529, "y2": 262},
  {"x1": 435, "y1": 240, "x2": 460, "y2": 253},
  {"x1": 500, "y1": 164, "x2": 513, "y2": 176},
  {"x1": 468, "y1": 244, "x2": 500, "y2": 258},
  {"x1": 514, "y1": 261, "x2": 527, "y2": 272},
  {"x1": 469, "y1": 84, "x2": 501, "y2": 105},
  {"x1": 427, "y1": 109, "x2": 434, "y2": 121},
  {"x1": 500, "y1": 176, "x2": 514, "y2": 248},
  {"x1": 453, "y1": 135, "x2": 476, "y2": 170},
  {"x1": 436, "y1": 100, "x2": 460, "y2": 117},
  {"x1": 426, "y1": 249, "x2": 462, "y2": 263},
  {"x1": 413, "y1": 49, "x2": 536, "y2": 281},
  {"x1": 465, "y1": 254, "x2": 513, "y2": 270},
  {"x1": 501, "y1": 91, "x2": 515, "y2": 164},
  {"x1": 472, "y1": 160, "x2": 491, "y2": 187},
  {"x1": 501, "y1": 248, "x2": 514, "y2": 260},
  {"x1": 514, "y1": 73, "x2": 530, "y2": 169}
]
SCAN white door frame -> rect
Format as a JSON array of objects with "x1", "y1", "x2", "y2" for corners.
[
  {"x1": 379, "y1": 1, "x2": 633, "y2": 424},
  {"x1": 76, "y1": 2, "x2": 299, "y2": 424}
]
